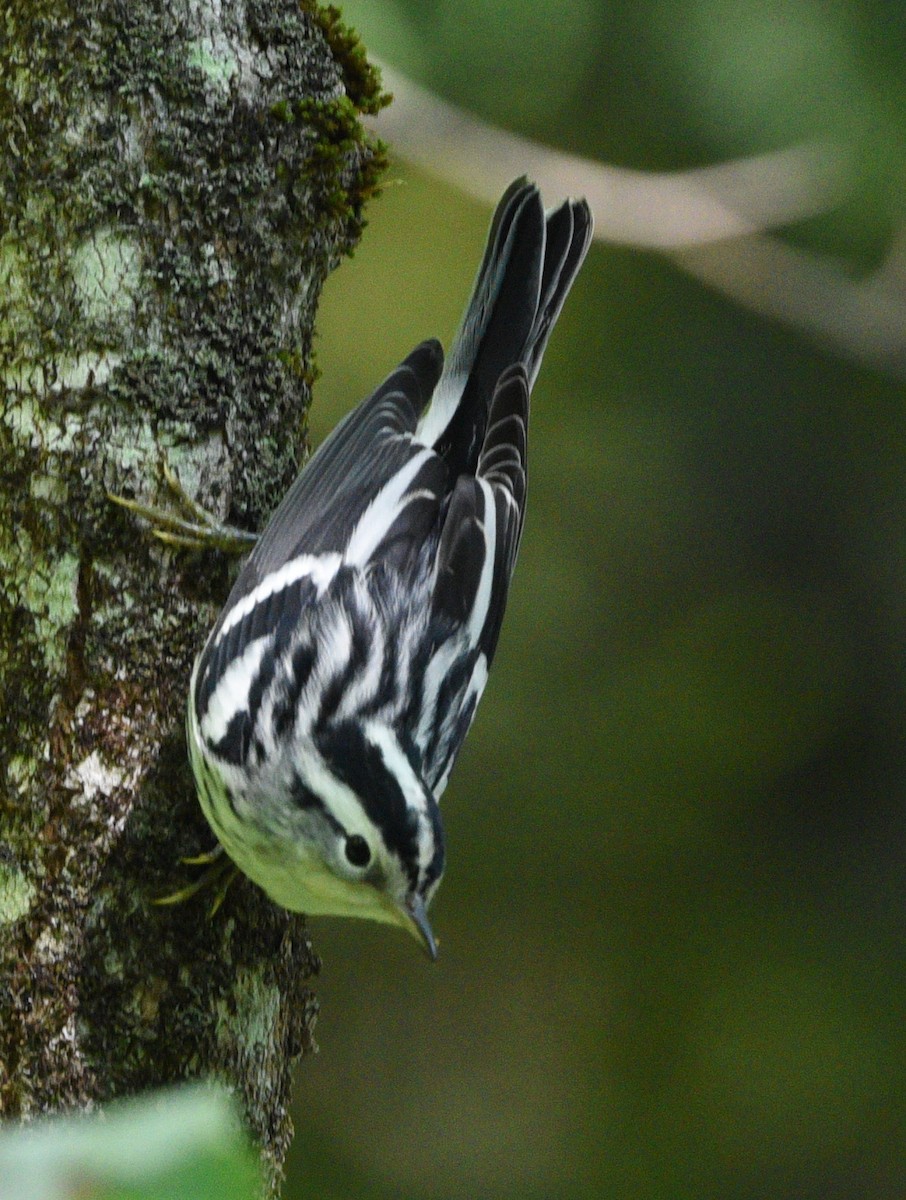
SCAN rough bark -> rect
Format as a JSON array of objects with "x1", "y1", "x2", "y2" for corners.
[{"x1": 0, "y1": 0, "x2": 387, "y2": 1190}]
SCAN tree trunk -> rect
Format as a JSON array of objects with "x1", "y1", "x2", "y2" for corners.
[{"x1": 0, "y1": 0, "x2": 387, "y2": 1190}]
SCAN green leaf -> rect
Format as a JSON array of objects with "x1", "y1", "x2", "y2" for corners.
[{"x1": 0, "y1": 1083, "x2": 261, "y2": 1200}]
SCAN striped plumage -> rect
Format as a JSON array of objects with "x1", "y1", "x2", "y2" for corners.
[{"x1": 188, "y1": 179, "x2": 593, "y2": 956}]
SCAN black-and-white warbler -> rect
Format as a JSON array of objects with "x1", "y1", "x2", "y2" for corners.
[{"x1": 188, "y1": 180, "x2": 592, "y2": 957}]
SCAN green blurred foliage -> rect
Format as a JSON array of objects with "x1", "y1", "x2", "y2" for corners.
[
  {"x1": 0, "y1": 1085, "x2": 261, "y2": 1200},
  {"x1": 283, "y1": 3, "x2": 906, "y2": 1199}
]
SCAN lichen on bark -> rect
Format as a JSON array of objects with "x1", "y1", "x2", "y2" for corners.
[{"x1": 0, "y1": 0, "x2": 388, "y2": 1189}]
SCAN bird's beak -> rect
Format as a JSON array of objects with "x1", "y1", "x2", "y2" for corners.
[{"x1": 404, "y1": 894, "x2": 438, "y2": 961}]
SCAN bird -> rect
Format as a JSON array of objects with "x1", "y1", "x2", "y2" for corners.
[{"x1": 184, "y1": 179, "x2": 592, "y2": 958}]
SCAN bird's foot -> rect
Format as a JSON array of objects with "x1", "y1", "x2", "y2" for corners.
[
  {"x1": 153, "y1": 844, "x2": 239, "y2": 917},
  {"x1": 108, "y1": 462, "x2": 258, "y2": 554}
]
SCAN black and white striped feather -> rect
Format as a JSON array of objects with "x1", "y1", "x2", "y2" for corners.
[{"x1": 188, "y1": 179, "x2": 592, "y2": 930}]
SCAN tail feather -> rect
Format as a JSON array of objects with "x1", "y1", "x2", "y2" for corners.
[
  {"x1": 526, "y1": 198, "x2": 593, "y2": 386},
  {"x1": 416, "y1": 180, "x2": 592, "y2": 476},
  {"x1": 443, "y1": 182, "x2": 544, "y2": 393}
]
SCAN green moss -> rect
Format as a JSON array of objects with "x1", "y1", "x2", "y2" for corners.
[
  {"x1": 306, "y1": 4, "x2": 392, "y2": 115},
  {"x1": 0, "y1": 238, "x2": 41, "y2": 374},
  {"x1": 277, "y1": 347, "x2": 319, "y2": 388},
  {"x1": 0, "y1": 438, "x2": 80, "y2": 675},
  {"x1": 269, "y1": 99, "x2": 293, "y2": 124},
  {"x1": 0, "y1": 238, "x2": 27, "y2": 304},
  {"x1": 271, "y1": 94, "x2": 388, "y2": 225},
  {"x1": 0, "y1": 864, "x2": 36, "y2": 925},
  {"x1": 23, "y1": 550, "x2": 80, "y2": 673},
  {"x1": 186, "y1": 37, "x2": 239, "y2": 90},
  {"x1": 7, "y1": 755, "x2": 38, "y2": 792}
]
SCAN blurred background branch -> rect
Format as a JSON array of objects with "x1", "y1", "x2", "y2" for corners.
[
  {"x1": 372, "y1": 63, "x2": 906, "y2": 377},
  {"x1": 372, "y1": 62, "x2": 851, "y2": 246}
]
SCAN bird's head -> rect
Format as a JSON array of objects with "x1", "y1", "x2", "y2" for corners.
[{"x1": 267, "y1": 719, "x2": 445, "y2": 958}]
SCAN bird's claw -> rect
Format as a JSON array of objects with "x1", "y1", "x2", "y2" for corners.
[
  {"x1": 108, "y1": 462, "x2": 258, "y2": 554},
  {"x1": 153, "y1": 846, "x2": 238, "y2": 918}
]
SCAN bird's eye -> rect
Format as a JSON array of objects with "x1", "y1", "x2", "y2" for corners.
[{"x1": 344, "y1": 834, "x2": 371, "y2": 868}]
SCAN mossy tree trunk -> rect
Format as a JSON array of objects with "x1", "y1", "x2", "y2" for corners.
[{"x1": 0, "y1": 0, "x2": 386, "y2": 1189}]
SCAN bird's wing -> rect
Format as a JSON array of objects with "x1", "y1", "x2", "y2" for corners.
[
  {"x1": 415, "y1": 365, "x2": 529, "y2": 791},
  {"x1": 193, "y1": 340, "x2": 447, "y2": 740},
  {"x1": 432, "y1": 363, "x2": 528, "y2": 661},
  {"x1": 220, "y1": 339, "x2": 446, "y2": 606}
]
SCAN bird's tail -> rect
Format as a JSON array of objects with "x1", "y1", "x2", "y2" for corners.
[{"x1": 416, "y1": 179, "x2": 593, "y2": 471}]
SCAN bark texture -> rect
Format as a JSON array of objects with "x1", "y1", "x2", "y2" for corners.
[{"x1": 0, "y1": 0, "x2": 387, "y2": 1190}]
